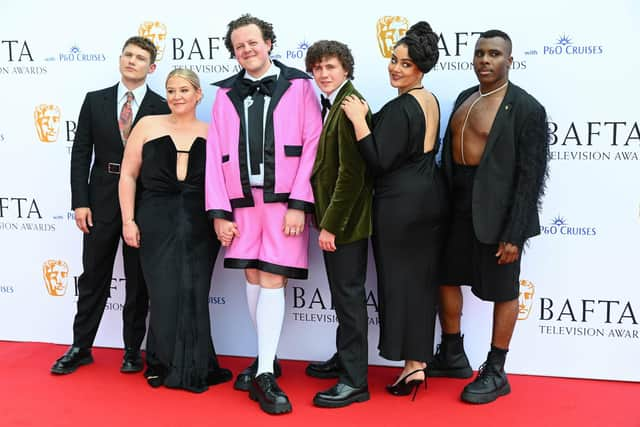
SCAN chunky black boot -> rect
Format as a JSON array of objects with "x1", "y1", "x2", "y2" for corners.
[
  {"x1": 428, "y1": 333, "x2": 473, "y2": 378},
  {"x1": 461, "y1": 346, "x2": 511, "y2": 404}
]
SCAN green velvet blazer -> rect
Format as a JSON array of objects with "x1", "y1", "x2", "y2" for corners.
[{"x1": 310, "y1": 81, "x2": 373, "y2": 245}]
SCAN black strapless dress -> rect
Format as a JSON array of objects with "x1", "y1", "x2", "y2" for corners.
[{"x1": 137, "y1": 135, "x2": 225, "y2": 392}]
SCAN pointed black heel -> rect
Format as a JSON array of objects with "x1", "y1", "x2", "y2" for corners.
[{"x1": 385, "y1": 368, "x2": 427, "y2": 401}]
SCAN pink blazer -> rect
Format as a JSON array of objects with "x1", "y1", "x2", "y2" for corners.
[{"x1": 205, "y1": 61, "x2": 322, "y2": 221}]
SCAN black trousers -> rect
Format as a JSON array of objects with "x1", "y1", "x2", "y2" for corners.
[
  {"x1": 72, "y1": 217, "x2": 148, "y2": 350},
  {"x1": 323, "y1": 238, "x2": 369, "y2": 388}
]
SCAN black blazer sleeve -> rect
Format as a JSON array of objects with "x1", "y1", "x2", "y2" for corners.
[
  {"x1": 500, "y1": 105, "x2": 549, "y2": 246},
  {"x1": 70, "y1": 93, "x2": 93, "y2": 209},
  {"x1": 357, "y1": 97, "x2": 413, "y2": 176}
]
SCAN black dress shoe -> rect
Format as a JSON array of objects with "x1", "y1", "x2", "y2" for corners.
[
  {"x1": 120, "y1": 349, "x2": 143, "y2": 373},
  {"x1": 144, "y1": 365, "x2": 166, "y2": 388},
  {"x1": 234, "y1": 357, "x2": 282, "y2": 391},
  {"x1": 51, "y1": 346, "x2": 93, "y2": 375},
  {"x1": 306, "y1": 353, "x2": 343, "y2": 379},
  {"x1": 208, "y1": 367, "x2": 233, "y2": 385},
  {"x1": 313, "y1": 382, "x2": 370, "y2": 408},
  {"x1": 249, "y1": 372, "x2": 292, "y2": 414}
]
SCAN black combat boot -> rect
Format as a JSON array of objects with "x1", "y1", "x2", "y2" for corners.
[
  {"x1": 461, "y1": 346, "x2": 510, "y2": 404},
  {"x1": 428, "y1": 333, "x2": 473, "y2": 378}
]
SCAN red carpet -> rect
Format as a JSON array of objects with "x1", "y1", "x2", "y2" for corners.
[{"x1": 0, "y1": 342, "x2": 637, "y2": 427}]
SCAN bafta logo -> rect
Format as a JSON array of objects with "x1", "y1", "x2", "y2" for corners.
[
  {"x1": 518, "y1": 279, "x2": 535, "y2": 320},
  {"x1": 376, "y1": 16, "x2": 410, "y2": 58},
  {"x1": 34, "y1": 104, "x2": 61, "y2": 143},
  {"x1": 138, "y1": 21, "x2": 167, "y2": 61},
  {"x1": 43, "y1": 259, "x2": 69, "y2": 297}
]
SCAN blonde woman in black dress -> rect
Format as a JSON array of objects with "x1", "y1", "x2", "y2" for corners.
[{"x1": 119, "y1": 68, "x2": 231, "y2": 392}]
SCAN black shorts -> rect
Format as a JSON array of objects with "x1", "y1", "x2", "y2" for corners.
[{"x1": 439, "y1": 164, "x2": 520, "y2": 302}]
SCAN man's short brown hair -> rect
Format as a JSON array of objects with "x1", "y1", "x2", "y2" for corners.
[{"x1": 122, "y1": 36, "x2": 158, "y2": 64}]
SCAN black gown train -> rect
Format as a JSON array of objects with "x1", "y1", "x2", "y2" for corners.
[
  {"x1": 137, "y1": 135, "x2": 225, "y2": 392},
  {"x1": 358, "y1": 93, "x2": 449, "y2": 362}
]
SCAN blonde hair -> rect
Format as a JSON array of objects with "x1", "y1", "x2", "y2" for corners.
[{"x1": 166, "y1": 68, "x2": 201, "y2": 91}]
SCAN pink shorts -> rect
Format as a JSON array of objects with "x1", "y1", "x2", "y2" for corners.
[{"x1": 224, "y1": 188, "x2": 310, "y2": 279}]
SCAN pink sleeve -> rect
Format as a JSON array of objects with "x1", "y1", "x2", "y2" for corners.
[
  {"x1": 205, "y1": 93, "x2": 233, "y2": 221},
  {"x1": 288, "y1": 79, "x2": 322, "y2": 212}
]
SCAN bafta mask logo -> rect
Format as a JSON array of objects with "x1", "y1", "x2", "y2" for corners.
[
  {"x1": 518, "y1": 280, "x2": 535, "y2": 320},
  {"x1": 43, "y1": 259, "x2": 69, "y2": 297},
  {"x1": 34, "y1": 104, "x2": 61, "y2": 143},
  {"x1": 376, "y1": 16, "x2": 410, "y2": 58},
  {"x1": 138, "y1": 21, "x2": 167, "y2": 61}
]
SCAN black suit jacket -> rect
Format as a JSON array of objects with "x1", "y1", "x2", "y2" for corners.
[
  {"x1": 70, "y1": 84, "x2": 169, "y2": 221},
  {"x1": 442, "y1": 82, "x2": 549, "y2": 246}
]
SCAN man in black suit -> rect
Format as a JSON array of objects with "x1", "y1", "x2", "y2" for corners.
[
  {"x1": 51, "y1": 36, "x2": 170, "y2": 375},
  {"x1": 432, "y1": 30, "x2": 549, "y2": 404},
  {"x1": 304, "y1": 40, "x2": 373, "y2": 408}
]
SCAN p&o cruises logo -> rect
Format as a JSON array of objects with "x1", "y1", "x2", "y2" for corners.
[
  {"x1": 45, "y1": 45, "x2": 106, "y2": 63},
  {"x1": 525, "y1": 34, "x2": 604, "y2": 57},
  {"x1": 272, "y1": 40, "x2": 310, "y2": 65},
  {"x1": 541, "y1": 215, "x2": 597, "y2": 238}
]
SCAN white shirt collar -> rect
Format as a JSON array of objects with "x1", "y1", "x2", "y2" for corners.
[
  {"x1": 117, "y1": 81, "x2": 147, "y2": 105},
  {"x1": 244, "y1": 61, "x2": 279, "y2": 81}
]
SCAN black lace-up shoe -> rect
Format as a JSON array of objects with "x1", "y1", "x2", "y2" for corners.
[
  {"x1": 313, "y1": 382, "x2": 369, "y2": 408},
  {"x1": 234, "y1": 357, "x2": 282, "y2": 391},
  {"x1": 249, "y1": 372, "x2": 292, "y2": 414},
  {"x1": 461, "y1": 361, "x2": 511, "y2": 404}
]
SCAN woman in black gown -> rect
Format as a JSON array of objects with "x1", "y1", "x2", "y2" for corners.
[
  {"x1": 342, "y1": 22, "x2": 448, "y2": 398},
  {"x1": 119, "y1": 68, "x2": 231, "y2": 392}
]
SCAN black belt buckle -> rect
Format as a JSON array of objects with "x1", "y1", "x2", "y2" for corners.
[{"x1": 107, "y1": 162, "x2": 121, "y2": 174}]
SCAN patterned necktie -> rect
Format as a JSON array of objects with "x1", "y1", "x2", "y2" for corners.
[
  {"x1": 119, "y1": 91, "x2": 134, "y2": 144},
  {"x1": 321, "y1": 95, "x2": 332, "y2": 123}
]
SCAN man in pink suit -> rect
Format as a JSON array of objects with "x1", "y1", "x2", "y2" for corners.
[{"x1": 205, "y1": 14, "x2": 321, "y2": 415}]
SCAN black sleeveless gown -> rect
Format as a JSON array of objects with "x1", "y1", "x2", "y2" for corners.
[
  {"x1": 137, "y1": 135, "x2": 226, "y2": 392},
  {"x1": 358, "y1": 94, "x2": 449, "y2": 362}
]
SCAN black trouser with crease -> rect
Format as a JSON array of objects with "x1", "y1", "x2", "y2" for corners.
[
  {"x1": 72, "y1": 217, "x2": 148, "y2": 351},
  {"x1": 323, "y1": 238, "x2": 369, "y2": 388}
]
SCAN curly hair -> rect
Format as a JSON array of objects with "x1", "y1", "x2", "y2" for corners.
[
  {"x1": 395, "y1": 21, "x2": 439, "y2": 74},
  {"x1": 224, "y1": 14, "x2": 276, "y2": 58},
  {"x1": 122, "y1": 36, "x2": 158, "y2": 64},
  {"x1": 304, "y1": 40, "x2": 355, "y2": 80}
]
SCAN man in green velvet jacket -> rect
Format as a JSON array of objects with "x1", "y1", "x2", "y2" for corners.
[{"x1": 305, "y1": 40, "x2": 373, "y2": 409}]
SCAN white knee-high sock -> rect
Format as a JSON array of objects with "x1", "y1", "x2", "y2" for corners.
[
  {"x1": 245, "y1": 281, "x2": 261, "y2": 330},
  {"x1": 256, "y1": 287, "x2": 285, "y2": 376}
]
